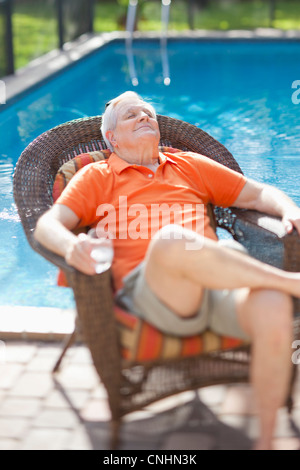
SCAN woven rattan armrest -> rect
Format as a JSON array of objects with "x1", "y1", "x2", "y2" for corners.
[
  {"x1": 31, "y1": 238, "x2": 75, "y2": 273},
  {"x1": 220, "y1": 207, "x2": 300, "y2": 318},
  {"x1": 64, "y1": 268, "x2": 122, "y2": 420},
  {"x1": 216, "y1": 206, "x2": 293, "y2": 266},
  {"x1": 230, "y1": 208, "x2": 298, "y2": 269}
]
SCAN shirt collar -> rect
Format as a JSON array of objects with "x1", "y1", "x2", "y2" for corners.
[
  {"x1": 107, "y1": 151, "x2": 178, "y2": 174},
  {"x1": 158, "y1": 151, "x2": 178, "y2": 166},
  {"x1": 107, "y1": 152, "x2": 131, "y2": 174}
]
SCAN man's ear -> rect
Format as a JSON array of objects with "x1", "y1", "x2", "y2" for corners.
[{"x1": 106, "y1": 130, "x2": 117, "y2": 148}]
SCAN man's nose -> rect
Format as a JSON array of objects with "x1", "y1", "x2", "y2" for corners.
[{"x1": 138, "y1": 111, "x2": 149, "y2": 121}]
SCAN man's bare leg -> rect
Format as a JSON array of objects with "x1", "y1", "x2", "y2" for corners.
[
  {"x1": 144, "y1": 225, "x2": 296, "y2": 449},
  {"x1": 144, "y1": 225, "x2": 300, "y2": 315},
  {"x1": 235, "y1": 288, "x2": 293, "y2": 450}
]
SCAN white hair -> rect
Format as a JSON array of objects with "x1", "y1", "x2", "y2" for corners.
[{"x1": 101, "y1": 91, "x2": 157, "y2": 151}]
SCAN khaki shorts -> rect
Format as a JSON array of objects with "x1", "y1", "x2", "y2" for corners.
[{"x1": 115, "y1": 239, "x2": 250, "y2": 341}]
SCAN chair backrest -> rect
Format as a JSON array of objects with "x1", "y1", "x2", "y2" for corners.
[{"x1": 13, "y1": 114, "x2": 242, "y2": 262}]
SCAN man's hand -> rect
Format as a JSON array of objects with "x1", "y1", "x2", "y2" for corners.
[
  {"x1": 234, "y1": 180, "x2": 300, "y2": 236},
  {"x1": 34, "y1": 205, "x2": 100, "y2": 274},
  {"x1": 65, "y1": 233, "x2": 100, "y2": 275},
  {"x1": 282, "y1": 207, "x2": 300, "y2": 235}
]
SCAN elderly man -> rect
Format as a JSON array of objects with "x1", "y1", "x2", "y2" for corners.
[{"x1": 35, "y1": 91, "x2": 300, "y2": 450}]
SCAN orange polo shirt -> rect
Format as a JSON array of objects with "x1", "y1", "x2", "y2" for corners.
[{"x1": 55, "y1": 151, "x2": 246, "y2": 290}]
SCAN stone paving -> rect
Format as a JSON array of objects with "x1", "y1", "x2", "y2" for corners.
[{"x1": 0, "y1": 339, "x2": 300, "y2": 450}]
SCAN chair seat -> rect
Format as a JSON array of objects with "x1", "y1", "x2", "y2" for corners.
[{"x1": 115, "y1": 304, "x2": 246, "y2": 362}]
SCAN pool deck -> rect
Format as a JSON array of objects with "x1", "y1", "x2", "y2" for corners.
[
  {"x1": 0, "y1": 306, "x2": 300, "y2": 451},
  {"x1": 2, "y1": 29, "x2": 300, "y2": 450},
  {"x1": 1, "y1": 337, "x2": 300, "y2": 450}
]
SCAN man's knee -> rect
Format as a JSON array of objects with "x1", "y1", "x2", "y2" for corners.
[
  {"x1": 242, "y1": 289, "x2": 293, "y2": 340},
  {"x1": 148, "y1": 224, "x2": 205, "y2": 268}
]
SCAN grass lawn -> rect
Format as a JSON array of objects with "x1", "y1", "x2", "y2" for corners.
[
  {"x1": 11, "y1": 1, "x2": 58, "y2": 70},
  {"x1": 8, "y1": 0, "x2": 300, "y2": 71},
  {"x1": 93, "y1": 0, "x2": 300, "y2": 31}
]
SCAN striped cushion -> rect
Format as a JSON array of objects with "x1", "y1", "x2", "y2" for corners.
[
  {"x1": 115, "y1": 305, "x2": 246, "y2": 362},
  {"x1": 53, "y1": 150, "x2": 111, "y2": 202},
  {"x1": 53, "y1": 148, "x2": 248, "y2": 362}
]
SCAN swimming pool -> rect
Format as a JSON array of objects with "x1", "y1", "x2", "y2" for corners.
[{"x1": 1, "y1": 38, "x2": 300, "y2": 308}]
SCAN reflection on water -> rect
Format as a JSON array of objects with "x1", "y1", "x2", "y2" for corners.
[{"x1": 1, "y1": 39, "x2": 300, "y2": 307}]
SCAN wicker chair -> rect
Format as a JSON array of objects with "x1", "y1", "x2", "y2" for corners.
[{"x1": 13, "y1": 114, "x2": 300, "y2": 448}]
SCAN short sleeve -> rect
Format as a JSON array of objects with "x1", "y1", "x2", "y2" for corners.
[
  {"x1": 186, "y1": 152, "x2": 247, "y2": 207},
  {"x1": 55, "y1": 162, "x2": 107, "y2": 227}
]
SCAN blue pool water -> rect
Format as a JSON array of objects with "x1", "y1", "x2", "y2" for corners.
[{"x1": 1, "y1": 38, "x2": 300, "y2": 308}]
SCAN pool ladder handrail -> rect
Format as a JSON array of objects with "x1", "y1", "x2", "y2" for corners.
[{"x1": 126, "y1": 0, "x2": 171, "y2": 87}]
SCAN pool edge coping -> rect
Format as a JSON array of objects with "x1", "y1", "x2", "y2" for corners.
[
  {"x1": 3, "y1": 28, "x2": 300, "y2": 104},
  {"x1": 2, "y1": 32, "x2": 123, "y2": 105},
  {"x1": 0, "y1": 305, "x2": 76, "y2": 342}
]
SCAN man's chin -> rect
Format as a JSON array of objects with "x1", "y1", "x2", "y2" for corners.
[
  {"x1": 139, "y1": 129, "x2": 160, "y2": 139},
  {"x1": 138, "y1": 135, "x2": 160, "y2": 146}
]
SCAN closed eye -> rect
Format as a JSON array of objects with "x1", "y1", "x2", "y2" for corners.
[
  {"x1": 124, "y1": 108, "x2": 154, "y2": 120},
  {"x1": 144, "y1": 109, "x2": 154, "y2": 118}
]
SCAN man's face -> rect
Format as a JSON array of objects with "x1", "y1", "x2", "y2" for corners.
[{"x1": 107, "y1": 99, "x2": 160, "y2": 152}]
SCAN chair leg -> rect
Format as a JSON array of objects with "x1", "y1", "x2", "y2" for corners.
[
  {"x1": 110, "y1": 419, "x2": 121, "y2": 450},
  {"x1": 286, "y1": 363, "x2": 298, "y2": 414},
  {"x1": 52, "y1": 327, "x2": 77, "y2": 373}
]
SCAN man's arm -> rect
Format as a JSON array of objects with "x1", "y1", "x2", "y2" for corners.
[
  {"x1": 233, "y1": 179, "x2": 300, "y2": 235},
  {"x1": 34, "y1": 204, "x2": 98, "y2": 275}
]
